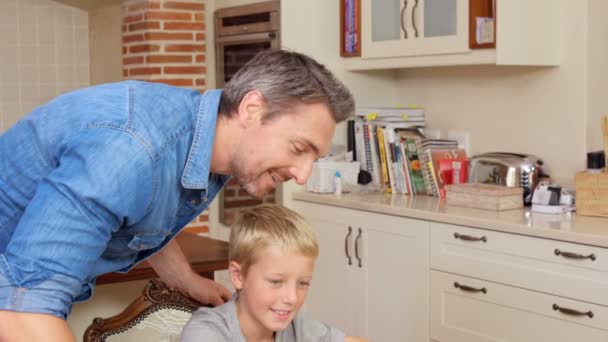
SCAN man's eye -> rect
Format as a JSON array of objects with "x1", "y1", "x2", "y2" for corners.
[
  {"x1": 269, "y1": 279, "x2": 282, "y2": 285},
  {"x1": 298, "y1": 281, "x2": 311, "y2": 288},
  {"x1": 292, "y1": 145, "x2": 304, "y2": 155}
]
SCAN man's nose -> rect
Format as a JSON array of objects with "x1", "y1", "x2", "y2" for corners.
[{"x1": 289, "y1": 158, "x2": 314, "y2": 185}]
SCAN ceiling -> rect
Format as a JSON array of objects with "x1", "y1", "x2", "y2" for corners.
[{"x1": 53, "y1": 0, "x2": 123, "y2": 11}]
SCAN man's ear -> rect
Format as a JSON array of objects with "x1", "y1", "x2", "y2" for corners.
[
  {"x1": 229, "y1": 260, "x2": 245, "y2": 290},
  {"x1": 236, "y1": 90, "x2": 265, "y2": 125}
]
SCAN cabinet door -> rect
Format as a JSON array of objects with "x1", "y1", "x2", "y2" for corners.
[
  {"x1": 430, "y1": 270, "x2": 608, "y2": 342},
  {"x1": 359, "y1": 213, "x2": 430, "y2": 342},
  {"x1": 362, "y1": 0, "x2": 469, "y2": 58},
  {"x1": 305, "y1": 217, "x2": 360, "y2": 335}
]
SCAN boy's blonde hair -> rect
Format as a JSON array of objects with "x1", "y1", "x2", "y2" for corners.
[{"x1": 229, "y1": 204, "x2": 319, "y2": 276}]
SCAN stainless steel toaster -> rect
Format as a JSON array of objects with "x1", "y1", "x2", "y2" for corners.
[{"x1": 468, "y1": 152, "x2": 546, "y2": 205}]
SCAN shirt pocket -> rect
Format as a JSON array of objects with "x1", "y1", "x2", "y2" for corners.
[{"x1": 104, "y1": 231, "x2": 168, "y2": 258}]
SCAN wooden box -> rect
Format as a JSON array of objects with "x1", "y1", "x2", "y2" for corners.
[
  {"x1": 446, "y1": 183, "x2": 523, "y2": 211},
  {"x1": 575, "y1": 171, "x2": 608, "y2": 218}
]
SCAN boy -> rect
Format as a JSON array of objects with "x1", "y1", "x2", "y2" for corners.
[{"x1": 180, "y1": 204, "x2": 369, "y2": 342}]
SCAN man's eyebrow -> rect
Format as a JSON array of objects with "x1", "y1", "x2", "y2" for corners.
[{"x1": 301, "y1": 138, "x2": 320, "y2": 155}]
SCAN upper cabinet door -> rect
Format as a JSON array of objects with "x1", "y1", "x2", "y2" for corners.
[{"x1": 362, "y1": 0, "x2": 470, "y2": 58}]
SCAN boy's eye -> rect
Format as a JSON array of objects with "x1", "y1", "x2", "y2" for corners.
[
  {"x1": 298, "y1": 281, "x2": 311, "y2": 288},
  {"x1": 268, "y1": 279, "x2": 282, "y2": 285}
]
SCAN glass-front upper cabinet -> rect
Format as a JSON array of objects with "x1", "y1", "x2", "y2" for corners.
[{"x1": 362, "y1": 0, "x2": 470, "y2": 58}]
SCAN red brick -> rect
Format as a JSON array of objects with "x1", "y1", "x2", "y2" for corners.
[
  {"x1": 145, "y1": 11, "x2": 192, "y2": 21},
  {"x1": 144, "y1": 32, "x2": 192, "y2": 41},
  {"x1": 129, "y1": 21, "x2": 160, "y2": 32},
  {"x1": 123, "y1": 33, "x2": 144, "y2": 44},
  {"x1": 164, "y1": 22, "x2": 205, "y2": 31},
  {"x1": 123, "y1": 56, "x2": 145, "y2": 65},
  {"x1": 197, "y1": 214, "x2": 209, "y2": 222},
  {"x1": 163, "y1": 1, "x2": 204, "y2": 11},
  {"x1": 183, "y1": 225, "x2": 209, "y2": 234},
  {"x1": 195, "y1": 32, "x2": 205, "y2": 41},
  {"x1": 194, "y1": 13, "x2": 204, "y2": 22},
  {"x1": 195, "y1": 78, "x2": 205, "y2": 86},
  {"x1": 129, "y1": 67, "x2": 161, "y2": 76},
  {"x1": 123, "y1": 69, "x2": 129, "y2": 77},
  {"x1": 224, "y1": 199, "x2": 263, "y2": 209},
  {"x1": 128, "y1": 1, "x2": 160, "y2": 12},
  {"x1": 195, "y1": 54, "x2": 205, "y2": 63},
  {"x1": 122, "y1": 46, "x2": 127, "y2": 54},
  {"x1": 149, "y1": 78, "x2": 194, "y2": 87},
  {"x1": 123, "y1": 14, "x2": 143, "y2": 24},
  {"x1": 129, "y1": 44, "x2": 160, "y2": 53},
  {"x1": 146, "y1": 54, "x2": 192, "y2": 63},
  {"x1": 165, "y1": 44, "x2": 204, "y2": 52},
  {"x1": 164, "y1": 66, "x2": 205, "y2": 74}
]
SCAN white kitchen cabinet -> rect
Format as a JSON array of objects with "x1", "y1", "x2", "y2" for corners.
[
  {"x1": 430, "y1": 270, "x2": 608, "y2": 342},
  {"x1": 362, "y1": 0, "x2": 469, "y2": 59},
  {"x1": 349, "y1": 0, "x2": 560, "y2": 69},
  {"x1": 293, "y1": 201, "x2": 430, "y2": 342}
]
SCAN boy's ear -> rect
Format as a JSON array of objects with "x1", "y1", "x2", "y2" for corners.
[
  {"x1": 229, "y1": 260, "x2": 244, "y2": 290},
  {"x1": 236, "y1": 90, "x2": 265, "y2": 125}
]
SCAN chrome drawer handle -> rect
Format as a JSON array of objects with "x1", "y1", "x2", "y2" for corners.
[
  {"x1": 554, "y1": 249, "x2": 596, "y2": 261},
  {"x1": 345, "y1": 226, "x2": 352, "y2": 266},
  {"x1": 454, "y1": 282, "x2": 487, "y2": 294},
  {"x1": 454, "y1": 232, "x2": 487, "y2": 243},
  {"x1": 354, "y1": 228, "x2": 362, "y2": 268},
  {"x1": 552, "y1": 304, "x2": 594, "y2": 318}
]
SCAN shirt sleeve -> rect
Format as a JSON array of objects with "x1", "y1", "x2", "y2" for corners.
[
  {"x1": 288, "y1": 311, "x2": 347, "y2": 342},
  {"x1": 0, "y1": 127, "x2": 155, "y2": 318},
  {"x1": 180, "y1": 307, "x2": 232, "y2": 342}
]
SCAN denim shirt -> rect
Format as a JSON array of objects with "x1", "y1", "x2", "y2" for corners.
[{"x1": 0, "y1": 81, "x2": 229, "y2": 318}]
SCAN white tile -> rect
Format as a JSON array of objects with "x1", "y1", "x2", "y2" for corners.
[
  {"x1": 20, "y1": 84, "x2": 40, "y2": 102},
  {"x1": 54, "y1": 6, "x2": 73, "y2": 27},
  {"x1": 18, "y1": 5, "x2": 37, "y2": 26},
  {"x1": 37, "y1": 44, "x2": 56, "y2": 65},
  {"x1": 1, "y1": 67, "x2": 19, "y2": 83},
  {"x1": 0, "y1": 86, "x2": 20, "y2": 103},
  {"x1": 19, "y1": 65, "x2": 40, "y2": 84},
  {"x1": 0, "y1": 25, "x2": 18, "y2": 45},
  {"x1": 55, "y1": 26, "x2": 74, "y2": 47},
  {"x1": 0, "y1": 6, "x2": 17, "y2": 25},
  {"x1": 75, "y1": 65, "x2": 90, "y2": 84},
  {"x1": 19, "y1": 45, "x2": 38, "y2": 65},
  {"x1": 37, "y1": 24, "x2": 55, "y2": 44},
  {"x1": 36, "y1": 6, "x2": 55, "y2": 27},
  {"x1": 73, "y1": 9, "x2": 88, "y2": 27},
  {"x1": 3, "y1": 102, "x2": 24, "y2": 129},
  {"x1": 75, "y1": 27, "x2": 89, "y2": 47},
  {"x1": 39, "y1": 85, "x2": 58, "y2": 102},
  {"x1": 57, "y1": 65, "x2": 75, "y2": 84},
  {"x1": 39, "y1": 65, "x2": 58, "y2": 83},
  {"x1": 56, "y1": 46, "x2": 75, "y2": 66},
  {"x1": 18, "y1": 24, "x2": 38, "y2": 45},
  {"x1": 0, "y1": 48, "x2": 19, "y2": 66}
]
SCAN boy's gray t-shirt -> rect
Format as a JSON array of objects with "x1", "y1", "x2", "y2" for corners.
[{"x1": 180, "y1": 295, "x2": 346, "y2": 342}]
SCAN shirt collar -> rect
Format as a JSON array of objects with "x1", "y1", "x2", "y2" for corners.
[{"x1": 181, "y1": 89, "x2": 222, "y2": 189}]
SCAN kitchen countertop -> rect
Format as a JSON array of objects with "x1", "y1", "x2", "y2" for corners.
[{"x1": 293, "y1": 192, "x2": 608, "y2": 248}]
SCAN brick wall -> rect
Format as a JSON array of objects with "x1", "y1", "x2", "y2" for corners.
[{"x1": 122, "y1": 0, "x2": 209, "y2": 233}]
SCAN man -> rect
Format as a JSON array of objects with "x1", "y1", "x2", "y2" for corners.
[{"x1": 0, "y1": 49, "x2": 354, "y2": 340}]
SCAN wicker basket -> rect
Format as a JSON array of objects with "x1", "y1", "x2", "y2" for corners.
[
  {"x1": 445, "y1": 183, "x2": 523, "y2": 211},
  {"x1": 575, "y1": 171, "x2": 608, "y2": 217}
]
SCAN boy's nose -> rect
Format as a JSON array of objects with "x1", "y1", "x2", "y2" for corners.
[{"x1": 281, "y1": 285, "x2": 298, "y2": 304}]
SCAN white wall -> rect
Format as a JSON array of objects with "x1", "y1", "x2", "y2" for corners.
[
  {"x1": 0, "y1": 0, "x2": 90, "y2": 133},
  {"x1": 587, "y1": 0, "x2": 608, "y2": 153}
]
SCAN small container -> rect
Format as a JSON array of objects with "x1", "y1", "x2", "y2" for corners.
[
  {"x1": 334, "y1": 171, "x2": 343, "y2": 195},
  {"x1": 587, "y1": 150, "x2": 605, "y2": 174},
  {"x1": 446, "y1": 183, "x2": 524, "y2": 211}
]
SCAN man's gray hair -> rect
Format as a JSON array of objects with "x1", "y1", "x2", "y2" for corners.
[{"x1": 219, "y1": 49, "x2": 354, "y2": 123}]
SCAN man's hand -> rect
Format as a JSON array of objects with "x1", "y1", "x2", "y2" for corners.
[
  {"x1": 147, "y1": 238, "x2": 231, "y2": 306},
  {"x1": 181, "y1": 272, "x2": 231, "y2": 307}
]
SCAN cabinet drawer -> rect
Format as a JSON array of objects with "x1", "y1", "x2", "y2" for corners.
[
  {"x1": 431, "y1": 222, "x2": 608, "y2": 306},
  {"x1": 431, "y1": 270, "x2": 608, "y2": 342}
]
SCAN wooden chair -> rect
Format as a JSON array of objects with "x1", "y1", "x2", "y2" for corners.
[{"x1": 84, "y1": 279, "x2": 206, "y2": 342}]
